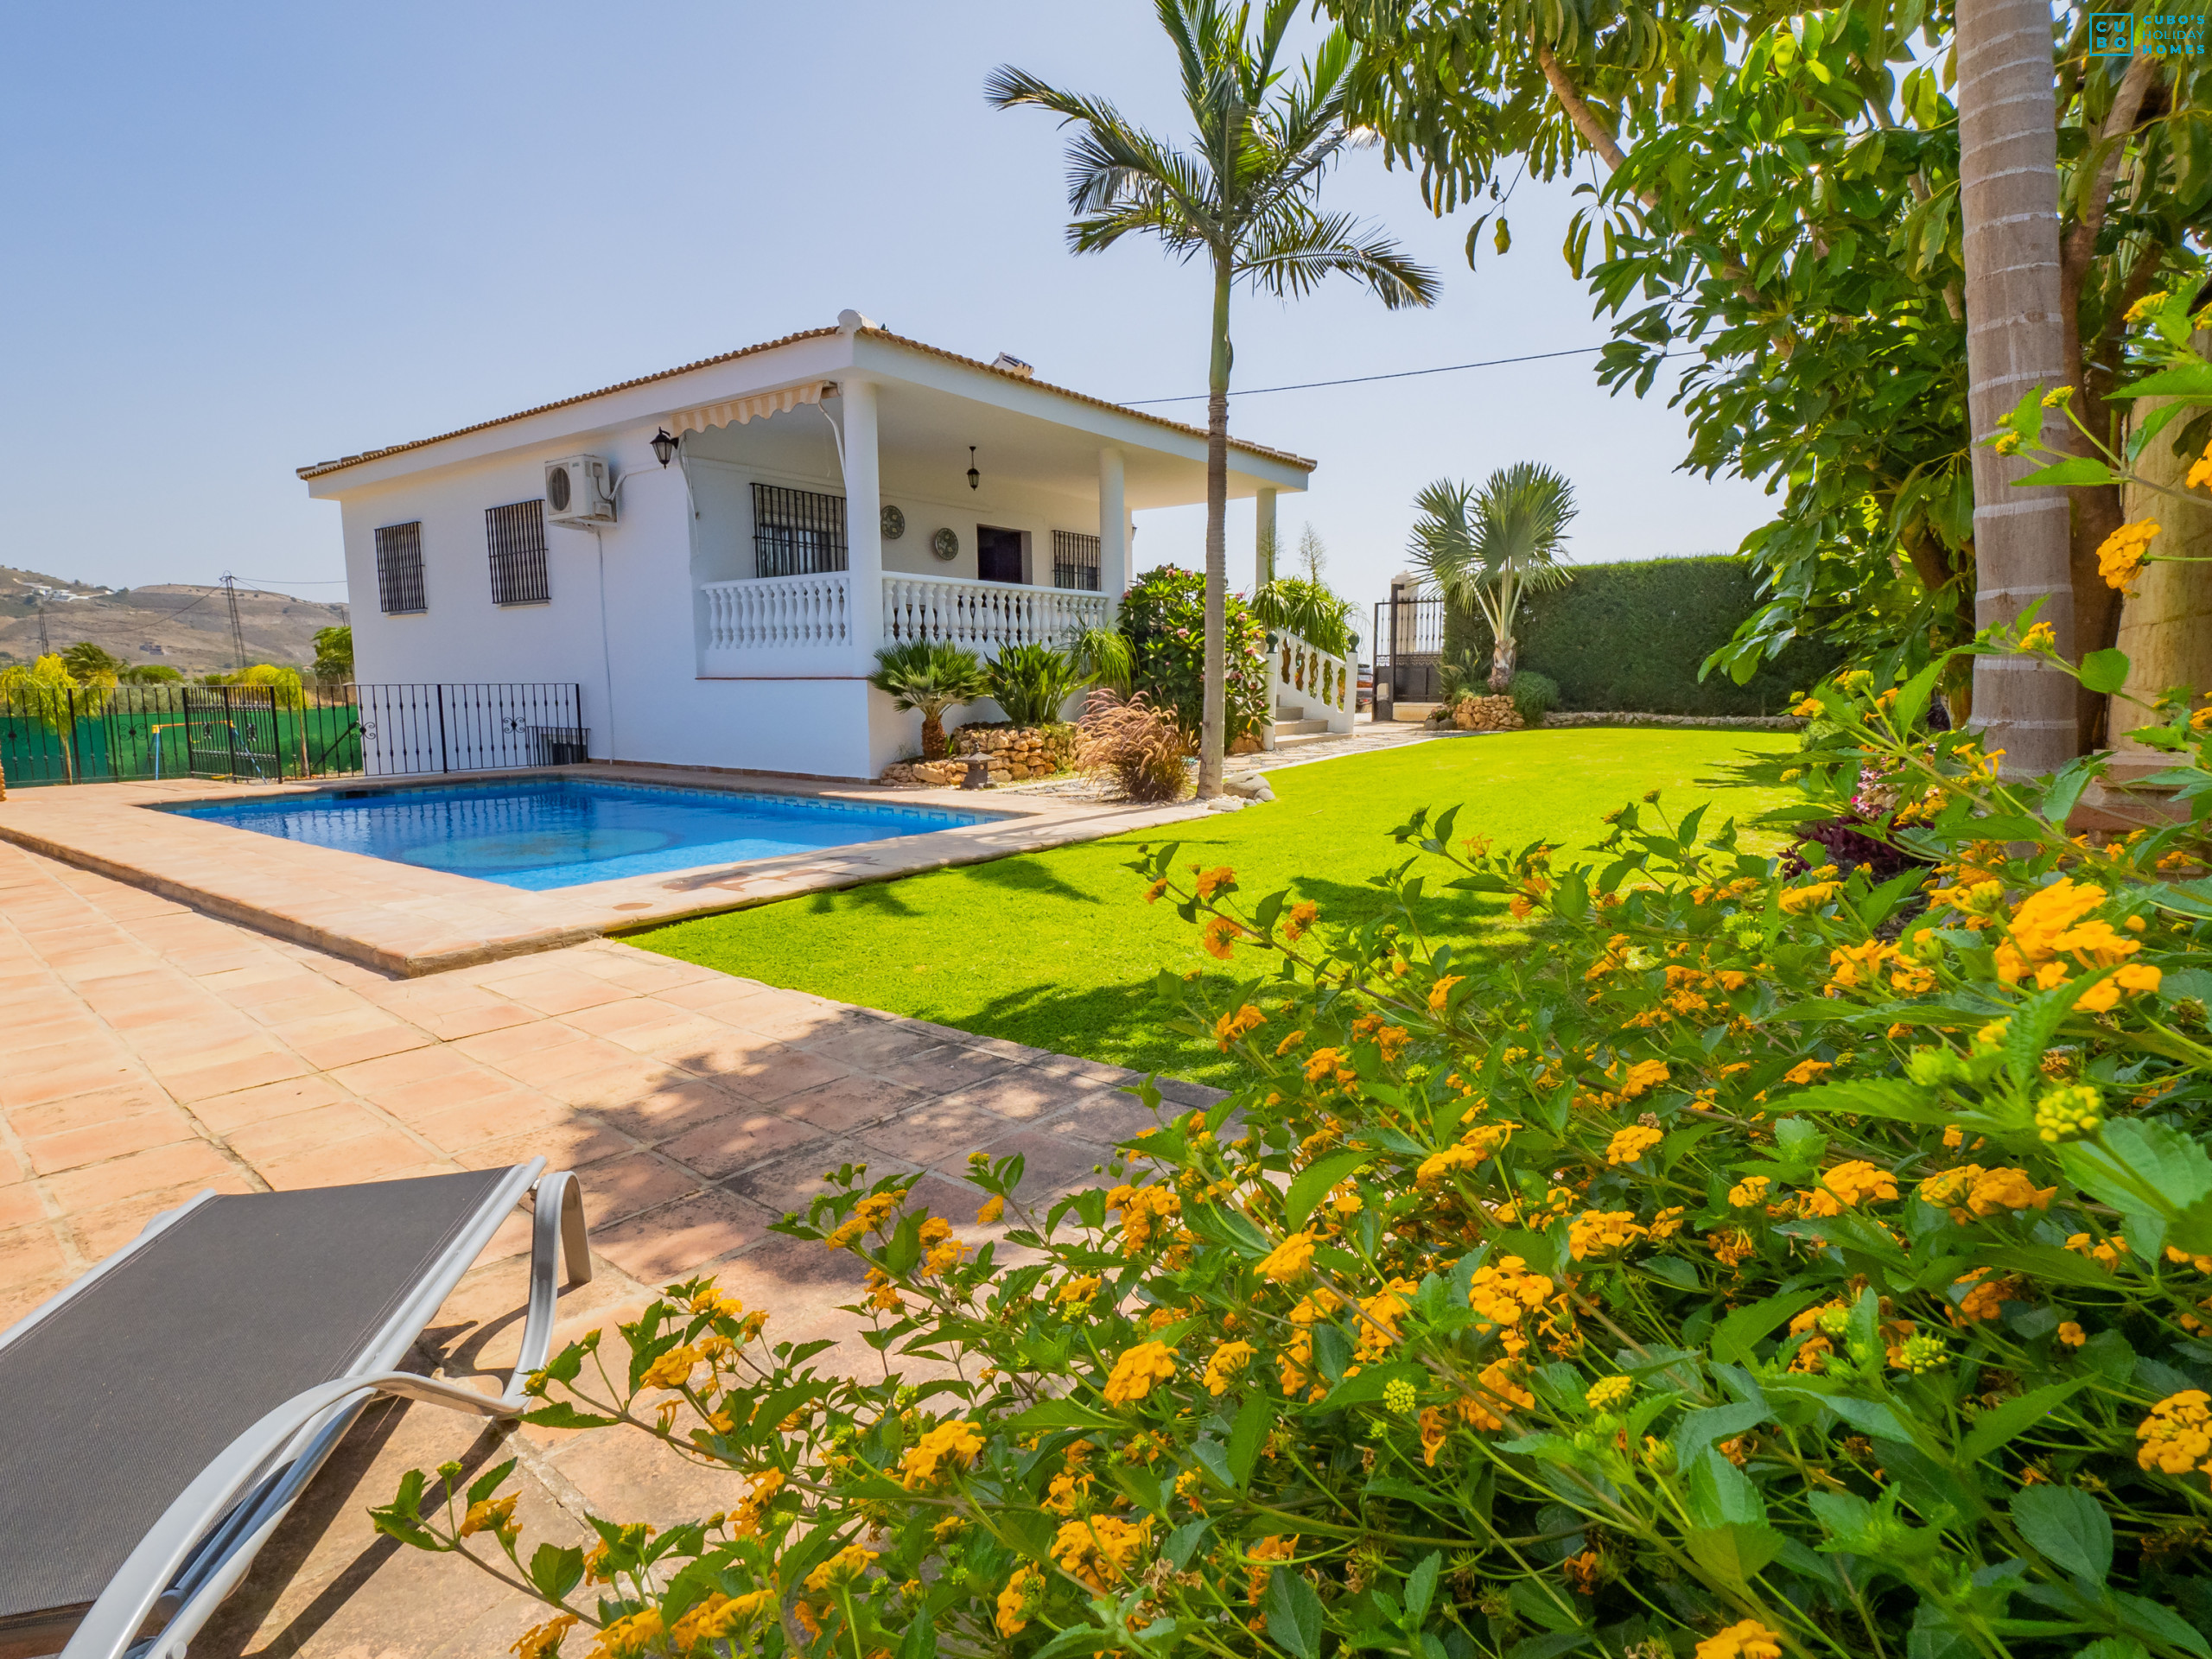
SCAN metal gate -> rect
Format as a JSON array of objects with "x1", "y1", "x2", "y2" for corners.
[
  {"x1": 184, "y1": 687, "x2": 283, "y2": 780},
  {"x1": 1370, "y1": 591, "x2": 1448, "y2": 718}
]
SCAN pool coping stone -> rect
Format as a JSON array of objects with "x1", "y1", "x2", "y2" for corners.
[{"x1": 0, "y1": 766, "x2": 1212, "y2": 978}]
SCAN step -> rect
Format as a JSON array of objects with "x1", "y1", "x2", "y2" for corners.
[
  {"x1": 1273, "y1": 718, "x2": 1328, "y2": 736},
  {"x1": 1270, "y1": 728, "x2": 1338, "y2": 748}
]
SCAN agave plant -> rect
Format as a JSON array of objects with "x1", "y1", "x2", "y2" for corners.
[
  {"x1": 868, "y1": 640, "x2": 989, "y2": 760},
  {"x1": 987, "y1": 644, "x2": 1092, "y2": 728},
  {"x1": 1410, "y1": 461, "x2": 1576, "y2": 690}
]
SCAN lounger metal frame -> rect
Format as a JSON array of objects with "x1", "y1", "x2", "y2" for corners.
[{"x1": 5, "y1": 1158, "x2": 590, "y2": 1659}]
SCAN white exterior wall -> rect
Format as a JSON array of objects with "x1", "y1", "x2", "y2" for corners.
[{"x1": 320, "y1": 328, "x2": 1313, "y2": 782}]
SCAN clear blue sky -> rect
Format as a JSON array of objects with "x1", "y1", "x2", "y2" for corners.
[{"x1": 3, "y1": 1, "x2": 1773, "y2": 629}]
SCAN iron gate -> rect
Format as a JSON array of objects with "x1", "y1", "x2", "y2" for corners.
[
  {"x1": 183, "y1": 687, "x2": 282, "y2": 780},
  {"x1": 1370, "y1": 592, "x2": 1448, "y2": 717}
]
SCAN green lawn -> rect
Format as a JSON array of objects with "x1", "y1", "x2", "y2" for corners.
[{"x1": 628, "y1": 728, "x2": 1798, "y2": 1084}]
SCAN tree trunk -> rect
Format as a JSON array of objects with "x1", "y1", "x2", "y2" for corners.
[
  {"x1": 922, "y1": 710, "x2": 946, "y2": 760},
  {"x1": 1957, "y1": 0, "x2": 2078, "y2": 775},
  {"x1": 2060, "y1": 51, "x2": 2164, "y2": 750},
  {"x1": 1490, "y1": 633, "x2": 1516, "y2": 690},
  {"x1": 1199, "y1": 260, "x2": 1232, "y2": 798}
]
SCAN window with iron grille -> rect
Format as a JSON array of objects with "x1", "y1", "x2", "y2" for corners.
[
  {"x1": 485, "y1": 499, "x2": 551, "y2": 606},
  {"x1": 752, "y1": 482, "x2": 847, "y2": 578},
  {"x1": 374, "y1": 522, "x2": 426, "y2": 614},
  {"x1": 1052, "y1": 530, "x2": 1101, "y2": 592}
]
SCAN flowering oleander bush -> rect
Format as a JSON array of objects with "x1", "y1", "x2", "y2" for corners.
[
  {"x1": 379, "y1": 621, "x2": 2212, "y2": 1659},
  {"x1": 1119, "y1": 566, "x2": 1270, "y2": 745}
]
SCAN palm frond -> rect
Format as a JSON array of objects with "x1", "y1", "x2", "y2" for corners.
[{"x1": 1236, "y1": 207, "x2": 1441, "y2": 308}]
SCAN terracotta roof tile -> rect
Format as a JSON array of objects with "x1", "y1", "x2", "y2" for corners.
[{"x1": 296, "y1": 326, "x2": 1315, "y2": 480}]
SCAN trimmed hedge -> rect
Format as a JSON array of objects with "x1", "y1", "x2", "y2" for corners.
[{"x1": 1440, "y1": 553, "x2": 1840, "y2": 716}]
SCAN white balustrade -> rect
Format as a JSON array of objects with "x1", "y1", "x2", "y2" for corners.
[
  {"x1": 1265, "y1": 628, "x2": 1356, "y2": 747},
  {"x1": 700, "y1": 572, "x2": 852, "y2": 675},
  {"x1": 880, "y1": 573, "x2": 1106, "y2": 658}
]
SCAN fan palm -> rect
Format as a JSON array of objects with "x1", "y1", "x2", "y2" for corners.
[
  {"x1": 1410, "y1": 463, "x2": 1577, "y2": 690},
  {"x1": 989, "y1": 1, "x2": 1438, "y2": 796},
  {"x1": 869, "y1": 640, "x2": 990, "y2": 760}
]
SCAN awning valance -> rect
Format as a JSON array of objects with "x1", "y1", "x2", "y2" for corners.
[{"x1": 665, "y1": 382, "x2": 836, "y2": 436}]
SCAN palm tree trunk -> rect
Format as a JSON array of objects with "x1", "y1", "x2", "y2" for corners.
[
  {"x1": 1958, "y1": 0, "x2": 2078, "y2": 775},
  {"x1": 1199, "y1": 258, "x2": 1232, "y2": 798}
]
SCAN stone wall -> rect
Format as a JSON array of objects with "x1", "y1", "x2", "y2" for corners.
[{"x1": 878, "y1": 723, "x2": 1077, "y2": 787}]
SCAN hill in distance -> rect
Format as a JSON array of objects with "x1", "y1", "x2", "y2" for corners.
[{"x1": 0, "y1": 567, "x2": 349, "y2": 676}]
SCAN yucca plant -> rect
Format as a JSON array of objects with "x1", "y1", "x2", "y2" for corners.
[
  {"x1": 868, "y1": 640, "x2": 989, "y2": 760},
  {"x1": 986, "y1": 643, "x2": 1090, "y2": 728}
]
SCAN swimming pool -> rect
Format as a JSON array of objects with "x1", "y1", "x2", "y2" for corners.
[{"x1": 161, "y1": 779, "x2": 995, "y2": 891}]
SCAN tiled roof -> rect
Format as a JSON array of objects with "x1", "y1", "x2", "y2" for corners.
[{"x1": 296, "y1": 326, "x2": 1317, "y2": 480}]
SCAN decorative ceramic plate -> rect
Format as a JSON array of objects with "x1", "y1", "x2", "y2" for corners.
[
  {"x1": 880, "y1": 504, "x2": 906, "y2": 540},
  {"x1": 931, "y1": 526, "x2": 959, "y2": 562}
]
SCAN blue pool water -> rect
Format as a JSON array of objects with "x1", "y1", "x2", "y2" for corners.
[{"x1": 162, "y1": 779, "x2": 995, "y2": 891}]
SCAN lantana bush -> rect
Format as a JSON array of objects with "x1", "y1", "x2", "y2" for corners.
[{"x1": 378, "y1": 630, "x2": 2212, "y2": 1659}]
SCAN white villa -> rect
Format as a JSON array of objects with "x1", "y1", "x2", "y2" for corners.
[{"x1": 300, "y1": 312, "x2": 1318, "y2": 781}]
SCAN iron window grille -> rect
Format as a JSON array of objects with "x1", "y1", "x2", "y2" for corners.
[
  {"x1": 752, "y1": 482, "x2": 848, "y2": 578},
  {"x1": 1052, "y1": 530, "x2": 1102, "y2": 592},
  {"x1": 485, "y1": 499, "x2": 551, "y2": 606},
  {"x1": 374, "y1": 522, "x2": 427, "y2": 614}
]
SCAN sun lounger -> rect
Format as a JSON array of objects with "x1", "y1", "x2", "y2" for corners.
[{"x1": 0, "y1": 1162, "x2": 589, "y2": 1659}]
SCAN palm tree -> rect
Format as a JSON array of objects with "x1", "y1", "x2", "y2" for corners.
[
  {"x1": 869, "y1": 640, "x2": 990, "y2": 760},
  {"x1": 1957, "y1": 0, "x2": 2075, "y2": 772},
  {"x1": 989, "y1": 1, "x2": 1438, "y2": 797},
  {"x1": 1408, "y1": 463, "x2": 1576, "y2": 690}
]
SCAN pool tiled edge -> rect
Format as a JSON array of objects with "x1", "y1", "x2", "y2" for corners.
[{"x1": 0, "y1": 768, "x2": 1211, "y2": 977}]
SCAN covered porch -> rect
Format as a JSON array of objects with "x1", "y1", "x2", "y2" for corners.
[{"x1": 677, "y1": 323, "x2": 1313, "y2": 681}]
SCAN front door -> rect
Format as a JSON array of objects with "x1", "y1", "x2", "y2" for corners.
[{"x1": 977, "y1": 526, "x2": 1025, "y2": 584}]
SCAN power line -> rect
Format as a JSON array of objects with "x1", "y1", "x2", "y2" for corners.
[
  {"x1": 1120, "y1": 344, "x2": 1694, "y2": 405},
  {"x1": 233, "y1": 577, "x2": 350, "y2": 587},
  {"x1": 1121, "y1": 345, "x2": 1609, "y2": 405}
]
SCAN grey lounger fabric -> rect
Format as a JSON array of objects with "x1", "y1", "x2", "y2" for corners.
[{"x1": 0, "y1": 1162, "x2": 588, "y2": 1659}]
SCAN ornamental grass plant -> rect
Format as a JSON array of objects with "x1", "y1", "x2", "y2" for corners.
[{"x1": 379, "y1": 623, "x2": 2212, "y2": 1659}]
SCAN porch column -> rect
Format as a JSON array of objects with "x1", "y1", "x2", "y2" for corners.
[
  {"x1": 1255, "y1": 486, "x2": 1278, "y2": 588},
  {"x1": 843, "y1": 379, "x2": 884, "y2": 672},
  {"x1": 1098, "y1": 446, "x2": 1128, "y2": 617}
]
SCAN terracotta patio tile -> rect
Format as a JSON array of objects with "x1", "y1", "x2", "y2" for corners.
[
  {"x1": 590, "y1": 1076, "x2": 761, "y2": 1144},
  {"x1": 577, "y1": 1152, "x2": 702, "y2": 1229},
  {"x1": 0, "y1": 1219, "x2": 70, "y2": 1286},
  {"x1": 569, "y1": 1002, "x2": 728, "y2": 1056},
  {"x1": 44, "y1": 1136, "x2": 237, "y2": 1214},
  {"x1": 454, "y1": 1118, "x2": 638, "y2": 1174},
  {"x1": 590, "y1": 1188, "x2": 773, "y2": 1287},
  {"x1": 655, "y1": 1106, "x2": 827, "y2": 1180},
  {"x1": 226, "y1": 1101, "x2": 395, "y2": 1165},
  {"x1": 21, "y1": 1104, "x2": 200, "y2": 1175},
  {"x1": 188, "y1": 1073, "x2": 357, "y2": 1134},
  {"x1": 484, "y1": 969, "x2": 636, "y2": 1017},
  {"x1": 450, "y1": 1020, "x2": 589, "y2": 1066},
  {"x1": 255, "y1": 1133, "x2": 454, "y2": 1192},
  {"x1": 161, "y1": 1048, "x2": 315, "y2": 1103},
  {"x1": 541, "y1": 1055, "x2": 690, "y2": 1109},
  {"x1": 721, "y1": 1138, "x2": 913, "y2": 1213},
  {"x1": 649, "y1": 978, "x2": 776, "y2": 1018},
  {"x1": 474, "y1": 1033, "x2": 640, "y2": 1088},
  {"x1": 0, "y1": 1050, "x2": 148, "y2": 1109},
  {"x1": 415, "y1": 1001, "x2": 537, "y2": 1041},
  {"x1": 0, "y1": 1179, "x2": 48, "y2": 1231},
  {"x1": 283, "y1": 1020, "x2": 436, "y2": 1071},
  {"x1": 332, "y1": 1041, "x2": 486, "y2": 1096},
  {"x1": 410, "y1": 1093, "x2": 573, "y2": 1154},
  {"x1": 357, "y1": 1068, "x2": 527, "y2": 1127},
  {"x1": 5, "y1": 1079, "x2": 174, "y2": 1140},
  {"x1": 931, "y1": 1067, "x2": 1091, "y2": 1124},
  {"x1": 772, "y1": 1073, "x2": 931, "y2": 1135},
  {"x1": 858, "y1": 1097, "x2": 1025, "y2": 1169},
  {"x1": 0, "y1": 1269, "x2": 73, "y2": 1332},
  {"x1": 863, "y1": 1040, "x2": 1016, "y2": 1096},
  {"x1": 664, "y1": 1038, "x2": 850, "y2": 1103}
]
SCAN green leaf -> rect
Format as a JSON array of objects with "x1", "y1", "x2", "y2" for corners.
[
  {"x1": 1229, "y1": 1390, "x2": 1274, "y2": 1489},
  {"x1": 528, "y1": 1541, "x2": 585, "y2": 1601},
  {"x1": 1284, "y1": 1149, "x2": 1371, "y2": 1231},
  {"x1": 1686, "y1": 1522, "x2": 1783, "y2": 1589},
  {"x1": 2080, "y1": 647, "x2": 2132, "y2": 695},
  {"x1": 2114, "y1": 1593, "x2": 2212, "y2": 1659},
  {"x1": 1711, "y1": 1288, "x2": 1825, "y2": 1364},
  {"x1": 1674, "y1": 1402, "x2": 1770, "y2": 1469},
  {"x1": 520, "y1": 1401, "x2": 619, "y2": 1431},
  {"x1": 1821, "y1": 1393, "x2": 1917, "y2": 1444},
  {"x1": 1688, "y1": 1448, "x2": 1766, "y2": 1528},
  {"x1": 1006, "y1": 1399, "x2": 1122, "y2": 1432},
  {"x1": 2109, "y1": 360, "x2": 2212, "y2": 400},
  {"x1": 1165, "y1": 1517, "x2": 1212, "y2": 1570},
  {"x1": 2005, "y1": 977, "x2": 2083, "y2": 1085},
  {"x1": 1267, "y1": 1566, "x2": 1325, "y2": 1659},
  {"x1": 466, "y1": 1457, "x2": 517, "y2": 1509},
  {"x1": 2017, "y1": 456, "x2": 2121, "y2": 487},
  {"x1": 896, "y1": 1610, "x2": 939, "y2": 1659},
  {"x1": 2011, "y1": 1484, "x2": 2113, "y2": 1586},
  {"x1": 1405, "y1": 1552, "x2": 1440, "y2": 1626},
  {"x1": 1773, "y1": 1077, "x2": 1950, "y2": 1125},
  {"x1": 1958, "y1": 1380, "x2": 2087, "y2": 1463},
  {"x1": 2062, "y1": 1119, "x2": 2212, "y2": 1218}
]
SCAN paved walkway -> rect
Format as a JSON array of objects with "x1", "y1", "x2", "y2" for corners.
[{"x1": 0, "y1": 837, "x2": 1212, "y2": 1656}]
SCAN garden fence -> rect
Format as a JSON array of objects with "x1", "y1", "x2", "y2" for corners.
[
  {"x1": 1370, "y1": 592, "x2": 1447, "y2": 717},
  {"x1": 0, "y1": 683, "x2": 586, "y2": 788}
]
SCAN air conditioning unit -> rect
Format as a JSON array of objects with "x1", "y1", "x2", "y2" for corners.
[{"x1": 544, "y1": 455, "x2": 615, "y2": 525}]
